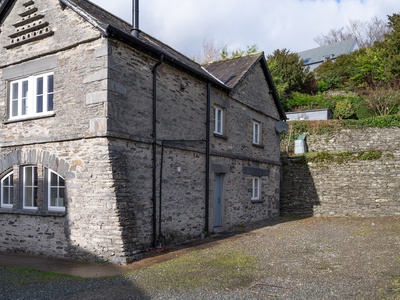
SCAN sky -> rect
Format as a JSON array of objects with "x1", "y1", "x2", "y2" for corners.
[{"x1": 90, "y1": 0, "x2": 398, "y2": 59}]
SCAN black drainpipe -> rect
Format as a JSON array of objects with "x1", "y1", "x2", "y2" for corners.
[
  {"x1": 205, "y1": 82, "x2": 211, "y2": 235},
  {"x1": 151, "y1": 55, "x2": 164, "y2": 248}
]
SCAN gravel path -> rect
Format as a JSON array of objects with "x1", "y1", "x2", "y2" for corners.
[{"x1": 1, "y1": 216, "x2": 399, "y2": 299}]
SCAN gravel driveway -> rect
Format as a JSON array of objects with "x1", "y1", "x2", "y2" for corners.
[{"x1": 1, "y1": 216, "x2": 399, "y2": 299}]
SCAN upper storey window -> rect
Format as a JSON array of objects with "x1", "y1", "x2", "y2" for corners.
[
  {"x1": 214, "y1": 106, "x2": 224, "y2": 135},
  {"x1": 9, "y1": 73, "x2": 54, "y2": 120}
]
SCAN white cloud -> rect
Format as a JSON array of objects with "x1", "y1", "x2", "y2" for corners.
[{"x1": 91, "y1": 0, "x2": 399, "y2": 57}]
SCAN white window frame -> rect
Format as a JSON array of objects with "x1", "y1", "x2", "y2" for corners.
[
  {"x1": 47, "y1": 169, "x2": 65, "y2": 212},
  {"x1": 1, "y1": 171, "x2": 13, "y2": 209},
  {"x1": 253, "y1": 121, "x2": 261, "y2": 145},
  {"x1": 23, "y1": 166, "x2": 38, "y2": 210},
  {"x1": 214, "y1": 106, "x2": 224, "y2": 135},
  {"x1": 9, "y1": 72, "x2": 54, "y2": 120},
  {"x1": 251, "y1": 177, "x2": 261, "y2": 201}
]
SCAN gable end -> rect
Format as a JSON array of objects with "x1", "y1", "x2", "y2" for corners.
[{"x1": 4, "y1": 0, "x2": 53, "y2": 49}]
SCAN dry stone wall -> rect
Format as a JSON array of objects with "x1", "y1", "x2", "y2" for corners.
[{"x1": 281, "y1": 127, "x2": 400, "y2": 216}]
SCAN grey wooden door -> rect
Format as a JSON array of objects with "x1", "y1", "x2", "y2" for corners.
[{"x1": 213, "y1": 174, "x2": 223, "y2": 227}]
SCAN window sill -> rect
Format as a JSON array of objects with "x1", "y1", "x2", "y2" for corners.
[
  {"x1": 252, "y1": 143, "x2": 265, "y2": 149},
  {"x1": 0, "y1": 208, "x2": 66, "y2": 217},
  {"x1": 4, "y1": 112, "x2": 56, "y2": 124},
  {"x1": 251, "y1": 199, "x2": 265, "y2": 204},
  {"x1": 214, "y1": 133, "x2": 228, "y2": 140}
]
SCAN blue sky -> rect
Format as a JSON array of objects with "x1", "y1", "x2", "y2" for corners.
[{"x1": 91, "y1": 0, "x2": 398, "y2": 58}]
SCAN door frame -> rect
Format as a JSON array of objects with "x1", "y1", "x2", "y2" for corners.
[{"x1": 213, "y1": 173, "x2": 224, "y2": 230}]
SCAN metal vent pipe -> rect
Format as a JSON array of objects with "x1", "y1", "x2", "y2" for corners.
[{"x1": 131, "y1": 0, "x2": 140, "y2": 38}]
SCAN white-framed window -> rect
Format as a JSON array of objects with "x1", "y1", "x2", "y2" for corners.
[
  {"x1": 253, "y1": 121, "x2": 261, "y2": 145},
  {"x1": 22, "y1": 166, "x2": 38, "y2": 209},
  {"x1": 48, "y1": 169, "x2": 65, "y2": 212},
  {"x1": 214, "y1": 106, "x2": 224, "y2": 135},
  {"x1": 9, "y1": 72, "x2": 54, "y2": 120},
  {"x1": 1, "y1": 171, "x2": 13, "y2": 208},
  {"x1": 23, "y1": 166, "x2": 38, "y2": 209},
  {"x1": 251, "y1": 177, "x2": 261, "y2": 201},
  {"x1": 1, "y1": 165, "x2": 66, "y2": 212}
]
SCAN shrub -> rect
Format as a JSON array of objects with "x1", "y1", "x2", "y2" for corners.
[{"x1": 334, "y1": 99, "x2": 355, "y2": 119}]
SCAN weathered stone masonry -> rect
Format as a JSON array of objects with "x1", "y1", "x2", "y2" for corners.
[
  {"x1": 0, "y1": 0, "x2": 286, "y2": 264},
  {"x1": 281, "y1": 127, "x2": 400, "y2": 216}
]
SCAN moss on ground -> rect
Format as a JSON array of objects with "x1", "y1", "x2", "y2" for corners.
[
  {"x1": 2, "y1": 266, "x2": 79, "y2": 286},
  {"x1": 128, "y1": 244, "x2": 257, "y2": 292}
]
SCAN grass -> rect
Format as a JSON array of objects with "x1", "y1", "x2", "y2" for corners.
[
  {"x1": 128, "y1": 244, "x2": 257, "y2": 292},
  {"x1": 2, "y1": 266, "x2": 79, "y2": 286},
  {"x1": 382, "y1": 275, "x2": 400, "y2": 299}
]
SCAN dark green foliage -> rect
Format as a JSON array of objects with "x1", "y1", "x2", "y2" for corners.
[
  {"x1": 343, "y1": 114, "x2": 400, "y2": 128},
  {"x1": 382, "y1": 13, "x2": 400, "y2": 78},
  {"x1": 286, "y1": 13, "x2": 400, "y2": 119},
  {"x1": 266, "y1": 49, "x2": 315, "y2": 100},
  {"x1": 357, "y1": 150, "x2": 382, "y2": 160},
  {"x1": 334, "y1": 99, "x2": 355, "y2": 119},
  {"x1": 314, "y1": 53, "x2": 358, "y2": 90},
  {"x1": 285, "y1": 92, "x2": 365, "y2": 119}
]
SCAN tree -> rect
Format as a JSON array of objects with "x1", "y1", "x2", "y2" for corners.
[
  {"x1": 267, "y1": 49, "x2": 314, "y2": 99},
  {"x1": 314, "y1": 52, "x2": 358, "y2": 90},
  {"x1": 380, "y1": 13, "x2": 400, "y2": 78},
  {"x1": 197, "y1": 39, "x2": 259, "y2": 64},
  {"x1": 350, "y1": 47, "x2": 387, "y2": 87},
  {"x1": 230, "y1": 44, "x2": 258, "y2": 59},
  {"x1": 314, "y1": 17, "x2": 389, "y2": 48},
  {"x1": 196, "y1": 38, "x2": 226, "y2": 64}
]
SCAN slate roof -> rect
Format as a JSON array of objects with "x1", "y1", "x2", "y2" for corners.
[
  {"x1": 298, "y1": 38, "x2": 359, "y2": 68},
  {"x1": 0, "y1": 0, "x2": 286, "y2": 120},
  {"x1": 203, "y1": 53, "x2": 286, "y2": 120},
  {"x1": 59, "y1": 0, "x2": 216, "y2": 86},
  {"x1": 203, "y1": 53, "x2": 262, "y2": 89}
]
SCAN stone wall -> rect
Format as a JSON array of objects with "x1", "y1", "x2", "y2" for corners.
[
  {"x1": 0, "y1": 141, "x2": 128, "y2": 263},
  {"x1": 0, "y1": 0, "x2": 284, "y2": 264},
  {"x1": 0, "y1": 214, "x2": 68, "y2": 256},
  {"x1": 281, "y1": 127, "x2": 400, "y2": 216}
]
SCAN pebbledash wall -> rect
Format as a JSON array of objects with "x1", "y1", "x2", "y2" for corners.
[{"x1": 281, "y1": 127, "x2": 400, "y2": 217}]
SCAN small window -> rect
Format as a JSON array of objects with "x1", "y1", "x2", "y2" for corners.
[
  {"x1": 23, "y1": 166, "x2": 38, "y2": 209},
  {"x1": 48, "y1": 169, "x2": 65, "y2": 211},
  {"x1": 251, "y1": 177, "x2": 261, "y2": 201},
  {"x1": 1, "y1": 171, "x2": 14, "y2": 208},
  {"x1": 9, "y1": 73, "x2": 54, "y2": 120},
  {"x1": 253, "y1": 121, "x2": 261, "y2": 145},
  {"x1": 214, "y1": 107, "x2": 224, "y2": 135}
]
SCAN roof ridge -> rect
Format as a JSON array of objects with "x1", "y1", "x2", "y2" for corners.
[{"x1": 202, "y1": 51, "x2": 263, "y2": 66}]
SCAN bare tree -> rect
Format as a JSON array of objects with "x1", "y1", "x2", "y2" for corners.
[
  {"x1": 196, "y1": 38, "x2": 226, "y2": 64},
  {"x1": 314, "y1": 16, "x2": 389, "y2": 48},
  {"x1": 364, "y1": 16, "x2": 390, "y2": 46},
  {"x1": 314, "y1": 27, "x2": 352, "y2": 46},
  {"x1": 363, "y1": 82, "x2": 400, "y2": 116}
]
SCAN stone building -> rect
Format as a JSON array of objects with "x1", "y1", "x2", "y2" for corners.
[{"x1": 0, "y1": 0, "x2": 286, "y2": 264}]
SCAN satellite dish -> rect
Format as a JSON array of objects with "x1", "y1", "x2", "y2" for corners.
[{"x1": 275, "y1": 121, "x2": 289, "y2": 134}]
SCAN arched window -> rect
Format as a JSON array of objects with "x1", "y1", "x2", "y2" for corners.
[
  {"x1": 47, "y1": 168, "x2": 65, "y2": 211},
  {"x1": 0, "y1": 165, "x2": 66, "y2": 213},
  {"x1": 1, "y1": 171, "x2": 13, "y2": 208}
]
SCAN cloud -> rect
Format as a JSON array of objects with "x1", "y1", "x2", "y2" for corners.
[{"x1": 91, "y1": 0, "x2": 398, "y2": 57}]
